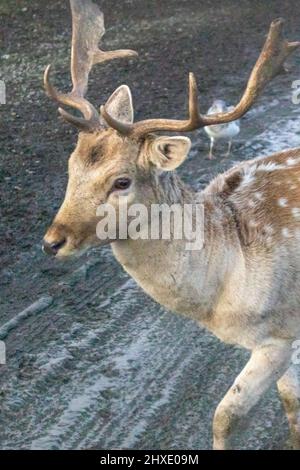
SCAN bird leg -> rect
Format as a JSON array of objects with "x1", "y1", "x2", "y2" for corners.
[
  {"x1": 207, "y1": 138, "x2": 216, "y2": 160},
  {"x1": 223, "y1": 140, "x2": 233, "y2": 159}
]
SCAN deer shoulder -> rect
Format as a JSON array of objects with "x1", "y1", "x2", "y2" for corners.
[{"x1": 204, "y1": 148, "x2": 300, "y2": 247}]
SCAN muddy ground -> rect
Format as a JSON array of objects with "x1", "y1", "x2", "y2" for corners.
[{"x1": 0, "y1": 0, "x2": 300, "y2": 450}]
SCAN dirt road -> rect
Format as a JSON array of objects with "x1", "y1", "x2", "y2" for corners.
[{"x1": 0, "y1": 0, "x2": 300, "y2": 449}]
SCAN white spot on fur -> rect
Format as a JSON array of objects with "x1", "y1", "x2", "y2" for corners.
[
  {"x1": 292, "y1": 208, "x2": 300, "y2": 218},
  {"x1": 287, "y1": 158, "x2": 297, "y2": 166},
  {"x1": 248, "y1": 220, "x2": 258, "y2": 228},
  {"x1": 248, "y1": 200, "x2": 256, "y2": 208},
  {"x1": 264, "y1": 224, "x2": 274, "y2": 234},
  {"x1": 258, "y1": 162, "x2": 287, "y2": 172},
  {"x1": 282, "y1": 228, "x2": 290, "y2": 238},
  {"x1": 254, "y1": 192, "x2": 264, "y2": 201},
  {"x1": 278, "y1": 198, "x2": 288, "y2": 207},
  {"x1": 241, "y1": 165, "x2": 256, "y2": 187}
]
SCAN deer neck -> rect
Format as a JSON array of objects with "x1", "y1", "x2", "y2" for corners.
[{"x1": 111, "y1": 172, "x2": 244, "y2": 321}]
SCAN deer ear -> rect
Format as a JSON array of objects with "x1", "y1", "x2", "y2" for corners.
[
  {"x1": 102, "y1": 85, "x2": 134, "y2": 125},
  {"x1": 149, "y1": 136, "x2": 191, "y2": 171}
]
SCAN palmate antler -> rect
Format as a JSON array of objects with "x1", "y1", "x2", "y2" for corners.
[
  {"x1": 101, "y1": 18, "x2": 300, "y2": 138},
  {"x1": 44, "y1": 0, "x2": 137, "y2": 132}
]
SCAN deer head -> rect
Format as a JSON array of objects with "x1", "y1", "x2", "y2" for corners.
[{"x1": 43, "y1": 0, "x2": 299, "y2": 258}]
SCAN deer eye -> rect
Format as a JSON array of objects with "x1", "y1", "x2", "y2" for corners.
[{"x1": 112, "y1": 177, "x2": 132, "y2": 191}]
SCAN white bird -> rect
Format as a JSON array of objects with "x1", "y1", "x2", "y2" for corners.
[{"x1": 204, "y1": 99, "x2": 240, "y2": 160}]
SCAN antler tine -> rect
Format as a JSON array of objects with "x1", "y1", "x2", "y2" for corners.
[
  {"x1": 44, "y1": 64, "x2": 100, "y2": 130},
  {"x1": 44, "y1": 0, "x2": 138, "y2": 131},
  {"x1": 188, "y1": 72, "x2": 201, "y2": 128},
  {"x1": 101, "y1": 18, "x2": 299, "y2": 138},
  {"x1": 100, "y1": 72, "x2": 202, "y2": 136}
]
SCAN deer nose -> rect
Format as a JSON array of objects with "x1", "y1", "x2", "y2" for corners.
[{"x1": 42, "y1": 238, "x2": 66, "y2": 256}]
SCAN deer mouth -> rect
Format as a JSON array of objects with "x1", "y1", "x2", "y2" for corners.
[{"x1": 42, "y1": 230, "x2": 112, "y2": 259}]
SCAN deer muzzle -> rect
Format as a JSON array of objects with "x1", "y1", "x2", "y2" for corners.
[{"x1": 43, "y1": 222, "x2": 74, "y2": 257}]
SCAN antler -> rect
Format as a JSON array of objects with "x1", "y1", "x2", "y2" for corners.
[
  {"x1": 101, "y1": 18, "x2": 300, "y2": 138},
  {"x1": 44, "y1": 0, "x2": 138, "y2": 132}
]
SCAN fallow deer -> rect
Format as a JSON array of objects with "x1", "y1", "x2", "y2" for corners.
[{"x1": 43, "y1": 0, "x2": 300, "y2": 450}]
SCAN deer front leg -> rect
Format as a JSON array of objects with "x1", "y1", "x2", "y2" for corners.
[
  {"x1": 277, "y1": 364, "x2": 300, "y2": 449},
  {"x1": 213, "y1": 340, "x2": 292, "y2": 450}
]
